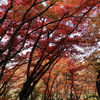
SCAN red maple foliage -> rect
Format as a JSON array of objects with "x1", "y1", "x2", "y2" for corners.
[{"x1": 0, "y1": 0, "x2": 100, "y2": 99}]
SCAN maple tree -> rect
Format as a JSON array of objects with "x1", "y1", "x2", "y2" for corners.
[
  {"x1": 0, "y1": 0, "x2": 100, "y2": 99},
  {"x1": 0, "y1": 58, "x2": 98, "y2": 100},
  {"x1": 38, "y1": 58, "x2": 98, "y2": 100},
  {"x1": 0, "y1": 63, "x2": 27, "y2": 99},
  {"x1": 85, "y1": 50, "x2": 100, "y2": 98}
]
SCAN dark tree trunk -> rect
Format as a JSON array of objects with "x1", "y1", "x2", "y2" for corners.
[
  {"x1": 96, "y1": 72, "x2": 100, "y2": 98},
  {"x1": 19, "y1": 79, "x2": 36, "y2": 100},
  {"x1": 19, "y1": 85, "x2": 33, "y2": 100}
]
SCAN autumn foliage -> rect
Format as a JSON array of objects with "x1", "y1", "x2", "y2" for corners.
[{"x1": 0, "y1": 0, "x2": 100, "y2": 100}]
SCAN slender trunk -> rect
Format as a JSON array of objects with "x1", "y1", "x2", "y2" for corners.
[
  {"x1": 70, "y1": 73, "x2": 74, "y2": 100},
  {"x1": 96, "y1": 72, "x2": 100, "y2": 98}
]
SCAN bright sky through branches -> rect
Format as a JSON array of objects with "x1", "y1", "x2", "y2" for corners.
[{"x1": 0, "y1": 0, "x2": 7, "y2": 5}]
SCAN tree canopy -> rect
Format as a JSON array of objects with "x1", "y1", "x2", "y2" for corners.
[{"x1": 0, "y1": 0, "x2": 100, "y2": 100}]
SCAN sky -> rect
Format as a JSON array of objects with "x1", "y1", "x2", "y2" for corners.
[{"x1": 0, "y1": 0, "x2": 7, "y2": 5}]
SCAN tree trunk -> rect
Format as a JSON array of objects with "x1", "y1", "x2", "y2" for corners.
[
  {"x1": 19, "y1": 85, "x2": 33, "y2": 100},
  {"x1": 96, "y1": 72, "x2": 100, "y2": 98},
  {"x1": 19, "y1": 78, "x2": 37, "y2": 100}
]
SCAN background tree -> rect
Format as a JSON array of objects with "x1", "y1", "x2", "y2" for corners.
[
  {"x1": 0, "y1": 64, "x2": 26, "y2": 99},
  {"x1": 85, "y1": 50, "x2": 100, "y2": 98},
  {"x1": 0, "y1": 0, "x2": 100, "y2": 99},
  {"x1": 38, "y1": 57, "x2": 98, "y2": 100}
]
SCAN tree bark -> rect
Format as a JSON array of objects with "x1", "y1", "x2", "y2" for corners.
[
  {"x1": 19, "y1": 79, "x2": 36, "y2": 100},
  {"x1": 96, "y1": 72, "x2": 100, "y2": 98},
  {"x1": 19, "y1": 85, "x2": 33, "y2": 100}
]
